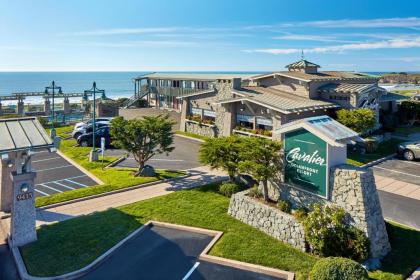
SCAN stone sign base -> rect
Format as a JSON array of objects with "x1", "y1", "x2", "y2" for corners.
[
  {"x1": 228, "y1": 190, "x2": 306, "y2": 252},
  {"x1": 262, "y1": 164, "x2": 391, "y2": 259}
]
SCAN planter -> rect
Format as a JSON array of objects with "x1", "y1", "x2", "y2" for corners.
[
  {"x1": 228, "y1": 190, "x2": 306, "y2": 251},
  {"x1": 185, "y1": 120, "x2": 217, "y2": 138},
  {"x1": 232, "y1": 129, "x2": 272, "y2": 139}
]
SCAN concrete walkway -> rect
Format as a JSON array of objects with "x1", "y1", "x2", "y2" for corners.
[
  {"x1": 375, "y1": 174, "x2": 420, "y2": 200},
  {"x1": 0, "y1": 166, "x2": 227, "y2": 244}
]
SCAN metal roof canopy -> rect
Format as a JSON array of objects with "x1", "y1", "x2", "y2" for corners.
[
  {"x1": 0, "y1": 117, "x2": 54, "y2": 154},
  {"x1": 275, "y1": 115, "x2": 361, "y2": 147}
]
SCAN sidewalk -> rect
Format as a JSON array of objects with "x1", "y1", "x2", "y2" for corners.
[
  {"x1": 0, "y1": 166, "x2": 227, "y2": 244},
  {"x1": 375, "y1": 174, "x2": 420, "y2": 200}
]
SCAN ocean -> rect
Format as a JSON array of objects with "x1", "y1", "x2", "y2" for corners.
[{"x1": 0, "y1": 72, "x2": 146, "y2": 105}]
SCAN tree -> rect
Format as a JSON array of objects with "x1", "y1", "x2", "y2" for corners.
[
  {"x1": 110, "y1": 115, "x2": 175, "y2": 176},
  {"x1": 399, "y1": 101, "x2": 420, "y2": 125},
  {"x1": 336, "y1": 108, "x2": 376, "y2": 135},
  {"x1": 199, "y1": 136, "x2": 245, "y2": 182},
  {"x1": 239, "y1": 137, "x2": 283, "y2": 201}
]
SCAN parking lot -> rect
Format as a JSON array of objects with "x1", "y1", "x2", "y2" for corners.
[
  {"x1": 32, "y1": 150, "x2": 97, "y2": 197},
  {"x1": 370, "y1": 156, "x2": 420, "y2": 186},
  {"x1": 109, "y1": 135, "x2": 202, "y2": 171},
  {"x1": 81, "y1": 225, "x2": 286, "y2": 280}
]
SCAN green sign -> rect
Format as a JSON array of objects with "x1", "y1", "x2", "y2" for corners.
[{"x1": 284, "y1": 128, "x2": 328, "y2": 197}]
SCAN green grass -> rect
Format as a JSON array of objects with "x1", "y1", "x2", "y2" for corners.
[
  {"x1": 35, "y1": 126, "x2": 185, "y2": 207},
  {"x1": 347, "y1": 138, "x2": 404, "y2": 167},
  {"x1": 21, "y1": 184, "x2": 420, "y2": 280},
  {"x1": 175, "y1": 130, "x2": 208, "y2": 141}
]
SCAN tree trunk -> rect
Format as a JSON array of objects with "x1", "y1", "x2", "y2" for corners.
[
  {"x1": 134, "y1": 161, "x2": 145, "y2": 177},
  {"x1": 262, "y1": 180, "x2": 269, "y2": 202},
  {"x1": 228, "y1": 171, "x2": 235, "y2": 182}
]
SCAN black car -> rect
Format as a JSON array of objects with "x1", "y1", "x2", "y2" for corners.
[{"x1": 77, "y1": 127, "x2": 113, "y2": 148}]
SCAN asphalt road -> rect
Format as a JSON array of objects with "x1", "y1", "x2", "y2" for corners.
[
  {"x1": 371, "y1": 157, "x2": 420, "y2": 186},
  {"x1": 110, "y1": 135, "x2": 202, "y2": 171},
  {"x1": 32, "y1": 150, "x2": 97, "y2": 197},
  {"x1": 0, "y1": 244, "x2": 19, "y2": 280},
  {"x1": 81, "y1": 225, "x2": 285, "y2": 280}
]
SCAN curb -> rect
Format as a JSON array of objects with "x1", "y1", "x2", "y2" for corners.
[
  {"x1": 11, "y1": 221, "x2": 295, "y2": 280},
  {"x1": 360, "y1": 153, "x2": 396, "y2": 169},
  {"x1": 57, "y1": 150, "x2": 104, "y2": 185},
  {"x1": 36, "y1": 173, "x2": 191, "y2": 211},
  {"x1": 105, "y1": 155, "x2": 127, "y2": 168},
  {"x1": 174, "y1": 133, "x2": 205, "y2": 143},
  {"x1": 407, "y1": 267, "x2": 420, "y2": 280}
]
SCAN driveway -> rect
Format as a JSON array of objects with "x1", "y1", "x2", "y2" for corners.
[
  {"x1": 371, "y1": 157, "x2": 420, "y2": 186},
  {"x1": 32, "y1": 150, "x2": 98, "y2": 197},
  {"x1": 81, "y1": 225, "x2": 285, "y2": 280},
  {"x1": 109, "y1": 135, "x2": 202, "y2": 171}
]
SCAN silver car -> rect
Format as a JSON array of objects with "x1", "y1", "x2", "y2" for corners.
[{"x1": 398, "y1": 141, "x2": 420, "y2": 161}]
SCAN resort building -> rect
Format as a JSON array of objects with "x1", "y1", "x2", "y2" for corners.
[{"x1": 126, "y1": 59, "x2": 399, "y2": 139}]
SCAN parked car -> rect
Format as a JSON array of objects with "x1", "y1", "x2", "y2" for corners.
[
  {"x1": 73, "y1": 117, "x2": 114, "y2": 130},
  {"x1": 397, "y1": 141, "x2": 420, "y2": 161},
  {"x1": 72, "y1": 123, "x2": 109, "y2": 139},
  {"x1": 77, "y1": 127, "x2": 113, "y2": 148}
]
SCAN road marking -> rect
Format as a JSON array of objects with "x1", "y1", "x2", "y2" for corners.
[
  {"x1": 32, "y1": 157, "x2": 62, "y2": 163},
  {"x1": 37, "y1": 183, "x2": 63, "y2": 193},
  {"x1": 182, "y1": 262, "x2": 200, "y2": 280},
  {"x1": 35, "y1": 189, "x2": 49, "y2": 196},
  {"x1": 34, "y1": 165, "x2": 73, "y2": 172},
  {"x1": 33, "y1": 150, "x2": 49, "y2": 154},
  {"x1": 64, "y1": 179, "x2": 88, "y2": 187},
  {"x1": 395, "y1": 160, "x2": 420, "y2": 167},
  {"x1": 52, "y1": 181, "x2": 75, "y2": 190},
  {"x1": 128, "y1": 157, "x2": 184, "y2": 162},
  {"x1": 373, "y1": 166, "x2": 420, "y2": 179},
  {"x1": 39, "y1": 175, "x2": 88, "y2": 185}
]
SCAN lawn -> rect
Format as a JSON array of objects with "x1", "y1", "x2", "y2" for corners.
[
  {"x1": 21, "y1": 184, "x2": 420, "y2": 280},
  {"x1": 175, "y1": 130, "x2": 208, "y2": 141},
  {"x1": 35, "y1": 126, "x2": 185, "y2": 207},
  {"x1": 347, "y1": 138, "x2": 404, "y2": 167}
]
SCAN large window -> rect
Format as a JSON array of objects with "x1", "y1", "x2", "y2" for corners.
[
  {"x1": 236, "y1": 114, "x2": 254, "y2": 129},
  {"x1": 256, "y1": 116, "x2": 273, "y2": 130},
  {"x1": 203, "y1": 109, "x2": 216, "y2": 122}
]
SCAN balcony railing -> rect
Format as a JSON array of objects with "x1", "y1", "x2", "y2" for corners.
[{"x1": 233, "y1": 128, "x2": 272, "y2": 139}]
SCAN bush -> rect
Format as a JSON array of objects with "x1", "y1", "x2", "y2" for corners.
[
  {"x1": 277, "y1": 200, "x2": 291, "y2": 213},
  {"x1": 293, "y1": 207, "x2": 308, "y2": 222},
  {"x1": 309, "y1": 257, "x2": 368, "y2": 280},
  {"x1": 336, "y1": 108, "x2": 376, "y2": 135},
  {"x1": 303, "y1": 204, "x2": 370, "y2": 262},
  {"x1": 247, "y1": 185, "x2": 262, "y2": 198},
  {"x1": 219, "y1": 182, "x2": 243, "y2": 197}
]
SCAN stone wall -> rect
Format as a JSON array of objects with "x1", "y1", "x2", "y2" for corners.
[
  {"x1": 264, "y1": 164, "x2": 391, "y2": 259},
  {"x1": 228, "y1": 190, "x2": 306, "y2": 252},
  {"x1": 185, "y1": 121, "x2": 217, "y2": 138}
]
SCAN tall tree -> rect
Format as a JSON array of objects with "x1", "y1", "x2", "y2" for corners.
[
  {"x1": 239, "y1": 137, "x2": 283, "y2": 201},
  {"x1": 110, "y1": 115, "x2": 175, "y2": 176},
  {"x1": 199, "y1": 136, "x2": 244, "y2": 182}
]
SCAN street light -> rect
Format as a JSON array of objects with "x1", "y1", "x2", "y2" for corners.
[
  {"x1": 44, "y1": 81, "x2": 62, "y2": 138},
  {"x1": 84, "y1": 82, "x2": 105, "y2": 162}
]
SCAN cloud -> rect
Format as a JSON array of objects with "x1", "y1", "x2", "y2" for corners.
[
  {"x1": 245, "y1": 37, "x2": 420, "y2": 54},
  {"x1": 280, "y1": 17, "x2": 420, "y2": 28},
  {"x1": 76, "y1": 40, "x2": 197, "y2": 47},
  {"x1": 271, "y1": 34, "x2": 351, "y2": 43},
  {"x1": 68, "y1": 27, "x2": 179, "y2": 36}
]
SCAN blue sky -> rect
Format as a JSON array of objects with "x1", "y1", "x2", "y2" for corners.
[{"x1": 1, "y1": 0, "x2": 419, "y2": 72}]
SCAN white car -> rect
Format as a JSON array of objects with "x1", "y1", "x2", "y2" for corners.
[{"x1": 74, "y1": 117, "x2": 114, "y2": 130}]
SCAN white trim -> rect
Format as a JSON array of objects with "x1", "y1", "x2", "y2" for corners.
[
  {"x1": 182, "y1": 262, "x2": 200, "y2": 280},
  {"x1": 64, "y1": 179, "x2": 88, "y2": 187},
  {"x1": 53, "y1": 181, "x2": 76, "y2": 190}
]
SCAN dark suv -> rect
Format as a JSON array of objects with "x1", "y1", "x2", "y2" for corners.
[{"x1": 77, "y1": 127, "x2": 113, "y2": 148}]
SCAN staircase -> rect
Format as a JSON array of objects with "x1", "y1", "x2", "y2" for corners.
[{"x1": 123, "y1": 91, "x2": 149, "y2": 108}]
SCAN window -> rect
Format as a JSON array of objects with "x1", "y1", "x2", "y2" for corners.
[
  {"x1": 236, "y1": 114, "x2": 253, "y2": 129},
  {"x1": 256, "y1": 116, "x2": 273, "y2": 130},
  {"x1": 203, "y1": 109, "x2": 216, "y2": 122},
  {"x1": 190, "y1": 107, "x2": 202, "y2": 115},
  {"x1": 172, "y1": 80, "x2": 180, "y2": 88}
]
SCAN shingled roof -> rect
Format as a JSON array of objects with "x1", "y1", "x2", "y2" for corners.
[
  {"x1": 318, "y1": 83, "x2": 380, "y2": 94},
  {"x1": 285, "y1": 59, "x2": 320, "y2": 69}
]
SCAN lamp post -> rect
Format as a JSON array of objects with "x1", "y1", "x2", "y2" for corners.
[
  {"x1": 84, "y1": 82, "x2": 105, "y2": 162},
  {"x1": 44, "y1": 81, "x2": 62, "y2": 138}
]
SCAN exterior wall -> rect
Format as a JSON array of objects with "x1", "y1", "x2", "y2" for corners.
[
  {"x1": 185, "y1": 121, "x2": 217, "y2": 137},
  {"x1": 264, "y1": 165, "x2": 391, "y2": 259},
  {"x1": 214, "y1": 80, "x2": 236, "y2": 137},
  {"x1": 228, "y1": 190, "x2": 306, "y2": 251}
]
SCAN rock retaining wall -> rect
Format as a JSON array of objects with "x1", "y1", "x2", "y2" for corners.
[
  {"x1": 185, "y1": 121, "x2": 217, "y2": 138},
  {"x1": 228, "y1": 190, "x2": 306, "y2": 252}
]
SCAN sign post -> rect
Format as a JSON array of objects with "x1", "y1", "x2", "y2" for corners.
[{"x1": 101, "y1": 137, "x2": 105, "y2": 167}]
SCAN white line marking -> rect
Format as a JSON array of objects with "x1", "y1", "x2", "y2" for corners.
[
  {"x1": 52, "y1": 181, "x2": 75, "y2": 190},
  {"x1": 35, "y1": 189, "x2": 49, "y2": 196},
  {"x1": 373, "y1": 166, "x2": 420, "y2": 179},
  {"x1": 32, "y1": 157, "x2": 61, "y2": 163},
  {"x1": 128, "y1": 157, "x2": 184, "y2": 162},
  {"x1": 64, "y1": 179, "x2": 87, "y2": 187},
  {"x1": 33, "y1": 150, "x2": 49, "y2": 154},
  {"x1": 37, "y1": 175, "x2": 88, "y2": 185},
  {"x1": 35, "y1": 165, "x2": 73, "y2": 172},
  {"x1": 182, "y1": 262, "x2": 200, "y2": 280},
  {"x1": 395, "y1": 160, "x2": 420, "y2": 167},
  {"x1": 38, "y1": 184, "x2": 63, "y2": 193}
]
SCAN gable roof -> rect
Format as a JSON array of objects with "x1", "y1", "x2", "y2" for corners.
[
  {"x1": 134, "y1": 72, "x2": 255, "y2": 81},
  {"x1": 250, "y1": 71, "x2": 378, "y2": 83},
  {"x1": 275, "y1": 115, "x2": 360, "y2": 146},
  {"x1": 215, "y1": 87, "x2": 338, "y2": 114},
  {"x1": 0, "y1": 117, "x2": 54, "y2": 154},
  {"x1": 318, "y1": 83, "x2": 380, "y2": 94},
  {"x1": 286, "y1": 59, "x2": 320, "y2": 69}
]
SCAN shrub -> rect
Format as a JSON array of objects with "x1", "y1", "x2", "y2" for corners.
[
  {"x1": 309, "y1": 257, "x2": 368, "y2": 280},
  {"x1": 293, "y1": 207, "x2": 308, "y2": 222},
  {"x1": 248, "y1": 185, "x2": 262, "y2": 198},
  {"x1": 336, "y1": 108, "x2": 376, "y2": 135},
  {"x1": 219, "y1": 182, "x2": 243, "y2": 197},
  {"x1": 277, "y1": 200, "x2": 291, "y2": 213},
  {"x1": 303, "y1": 204, "x2": 370, "y2": 262}
]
